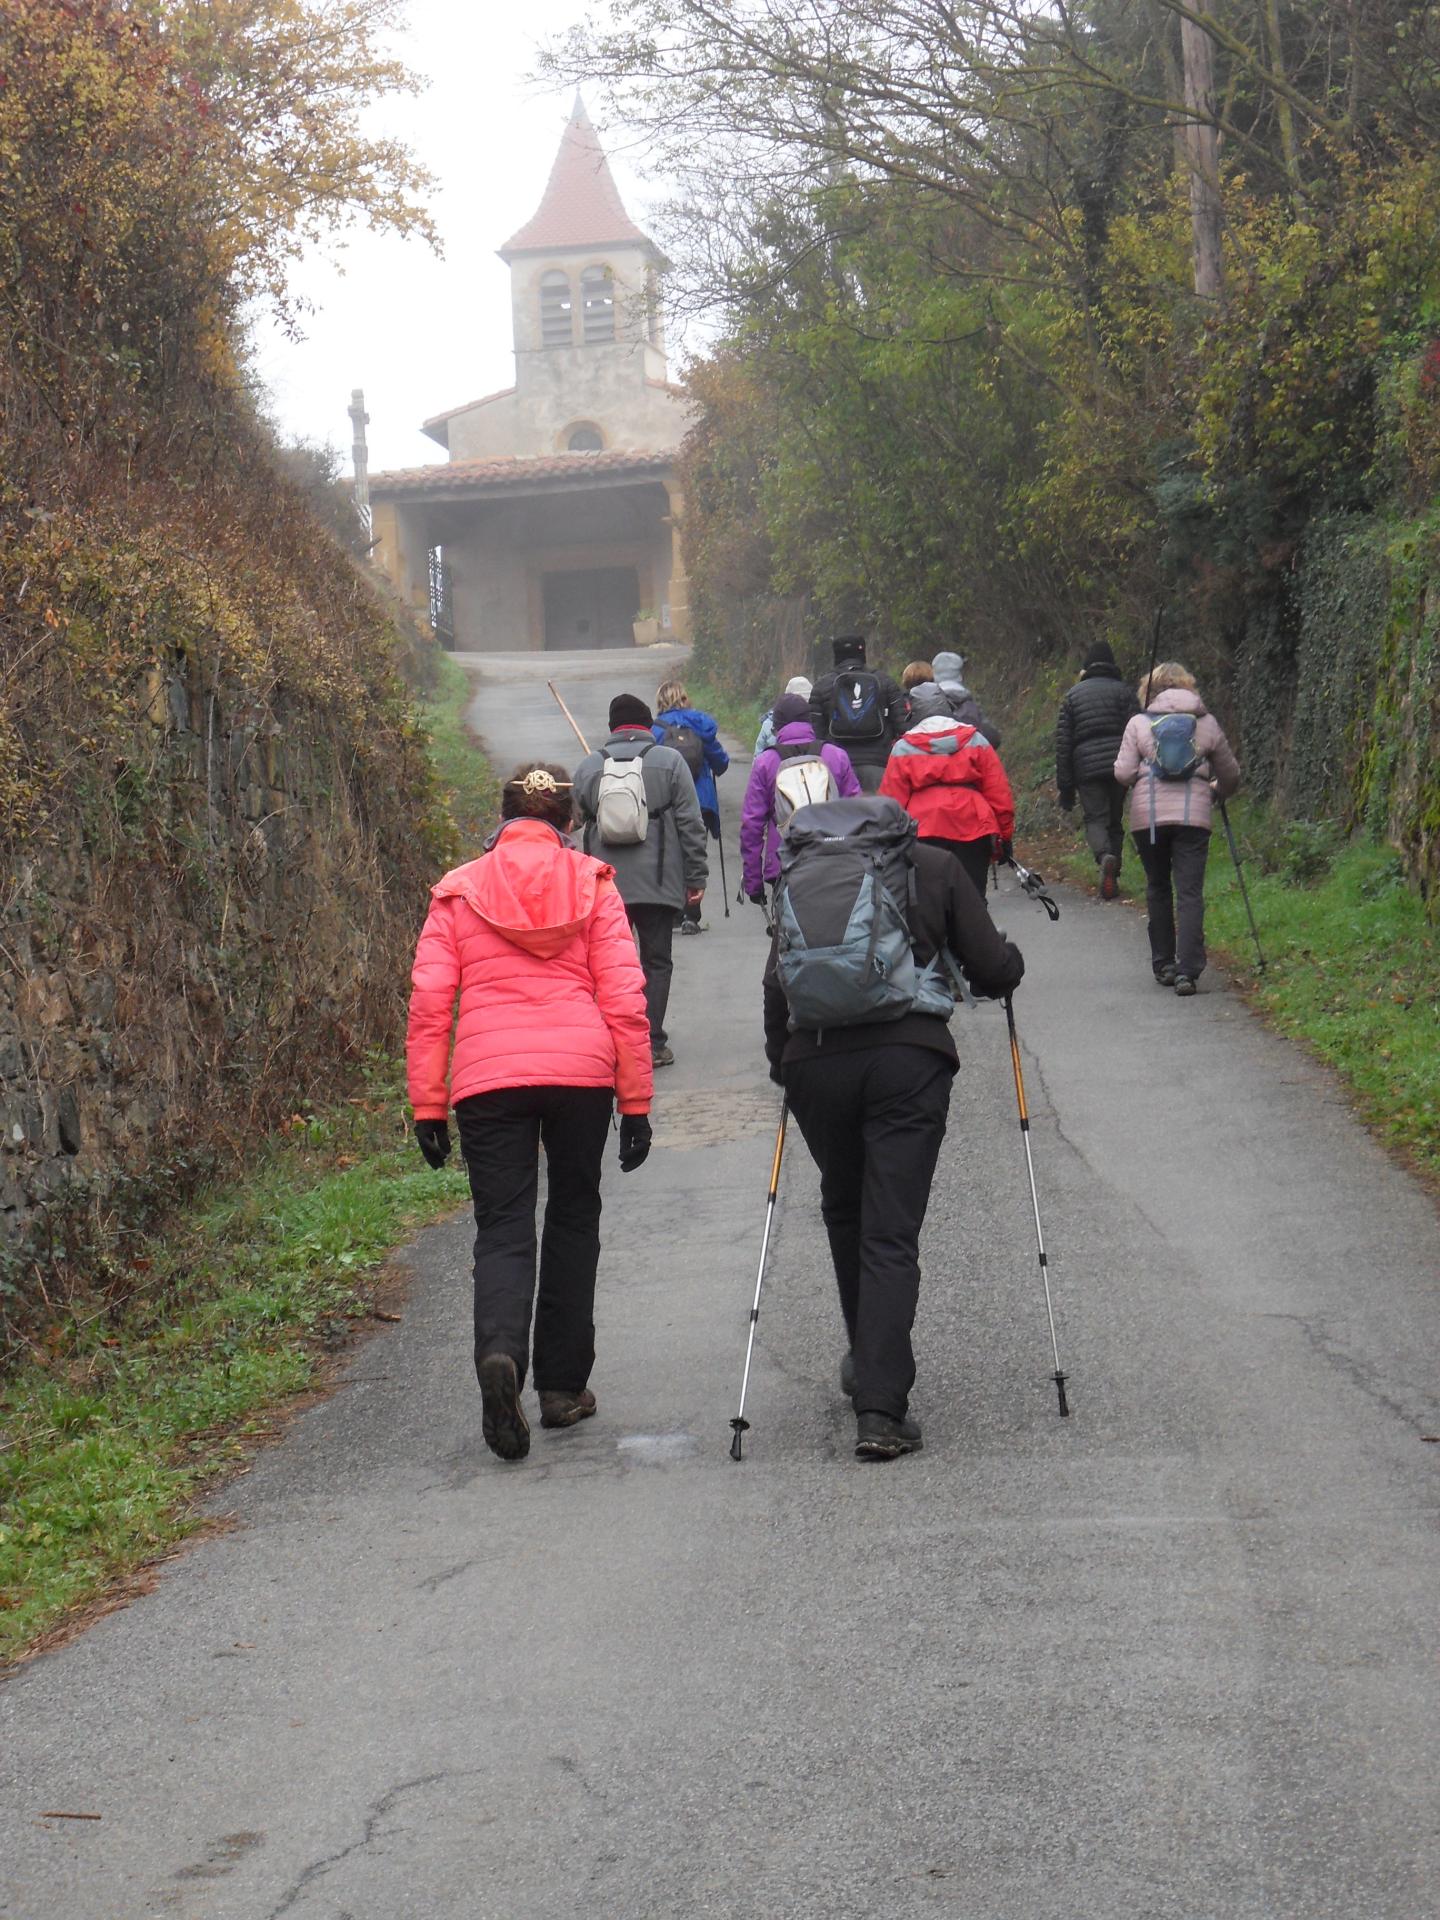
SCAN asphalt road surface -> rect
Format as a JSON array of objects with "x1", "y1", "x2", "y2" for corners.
[{"x1": 3, "y1": 646, "x2": 1438, "y2": 1919}]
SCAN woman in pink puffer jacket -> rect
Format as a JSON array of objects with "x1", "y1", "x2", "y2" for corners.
[
  {"x1": 407, "y1": 763, "x2": 653, "y2": 1462},
  {"x1": 1115, "y1": 664, "x2": 1241, "y2": 997}
]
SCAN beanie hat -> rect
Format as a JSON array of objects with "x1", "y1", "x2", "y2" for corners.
[
  {"x1": 784, "y1": 674, "x2": 813, "y2": 699},
  {"x1": 832, "y1": 635, "x2": 866, "y2": 665},
  {"x1": 609, "y1": 693, "x2": 653, "y2": 729},
  {"x1": 772, "y1": 692, "x2": 811, "y2": 729},
  {"x1": 1083, "y1": 639, "x2": 1117, "y2": 669}
]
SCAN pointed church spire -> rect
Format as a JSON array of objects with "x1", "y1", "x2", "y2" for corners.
[{"x1": 500, "y1": 96, "x2": 653, "y2": 256}]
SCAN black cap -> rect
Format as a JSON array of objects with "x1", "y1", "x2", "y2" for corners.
[
  {"x1": 609, "y1": 693, "x2": 653, "y2": 729},
  {"x1": 1083, "y1": 639, "x2": 1117, "y2": 668},
  {"x1": 832, "y1": 635, "x2": 866, "y2": 665}
]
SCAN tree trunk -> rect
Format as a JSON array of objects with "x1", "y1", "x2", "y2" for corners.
[{"x1": 1180, "y1": 6, "x2": 1225, "y2": 303}]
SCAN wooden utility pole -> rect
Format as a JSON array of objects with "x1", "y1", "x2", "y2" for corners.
[{"x1": 1180, "y1": 5, "x2": 1225, "y2": 302}]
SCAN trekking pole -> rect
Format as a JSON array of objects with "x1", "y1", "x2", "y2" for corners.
[
  {"x1": 729, "y1": 1099, "x2": 789, "y2": 1460},
  {"x1": 714, "y1": 794, "x2": 731, "y2": 917},
  {"x1": 1216, "y1": 798, "x2": 1266, "y2": 970},
  {"x1": 1003, "y1": 994, "x2": 1069, "y2": 1417},
  {"x1": 546, "y1": 680, "x2": 590, "y2": 755},
  {"x1": 1005, "y1": 855, "x2": 1061, "y2": 922},
  {"x1": 1144, "y1": 605, "x2": 1164, "y2": 701}
]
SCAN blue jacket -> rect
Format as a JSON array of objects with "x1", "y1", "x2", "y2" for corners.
[{"x1": 653, "y1": 707, "x2": 730, "y2": 817}]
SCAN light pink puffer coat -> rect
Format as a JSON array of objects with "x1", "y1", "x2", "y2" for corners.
[
  {"x1": 407, "y1": 819, "x2": 653, "y2": 1120},
  {"x1": 1115, "y1": 688, "x2": 1241, "y2": 833}
]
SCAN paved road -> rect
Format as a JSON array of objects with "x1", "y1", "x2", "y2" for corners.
[{"x1": 4, "y1": 647, "x2": 1438, "y2": 1918}]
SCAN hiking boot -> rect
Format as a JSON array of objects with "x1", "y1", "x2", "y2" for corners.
[
  {"x1": 478, "y1": 1353, "x2": 530, "y2": 1462},
  {"x1": 1174, "y1": 974, "x2": 1198, "y2": 997},
  {"x1": 678, "y1": 919, "x2": 702, "y2": 936},
  {"x1": 652, "y1": 1043, "x2": 675, "y2": 1067},
  {"x1": 854, "y1": 1411, "x2": 923, "y2": 1461},
  {"x1": 539, "y1": 1387, "x2": 597, "y2": 1430},
  {"x1": 839, "y1": 1350, "x2": 856, "y2": 1400},
  {"x1": 1099, "y1": 853, "x2": 1119, "y2": 900},
  {"x1": 1155, "y1": 964, "x2": 1178, "y2": 987}
]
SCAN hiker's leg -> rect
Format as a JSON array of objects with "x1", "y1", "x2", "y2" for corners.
[
  {"x1": 785, "y1": 1056, "x2": 865, "y2": 1345},
  {"x1": 852, "y1": 1049, "x2": 951, "y2": 1419},
  {"x1": 1133, "y1": 829, "x2": 1177, "y2": 976},
  {"x1": 532, "y1": 1086, "x2": 613, "y2": 1393},
  {"x1": 1172, "y1": 826, "x2": 1212, "y2": 981},
  {"x1": 455, "y1": 1091, "x2": 541, "y2": 1391},
  {"x1": 853, "y1": 761, "x2": 885, "y2": 794},
  {"x1": 1077, "y1": 781, "x2": 1114, "y2": 866},
  {"x1": 1105, "y1": 780, "x2": 1128, "y2": 868},
  {"x1": 627, "y1": 903, "x2": 675, "y2": 1046}
]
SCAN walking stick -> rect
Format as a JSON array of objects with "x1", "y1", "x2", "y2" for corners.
[
  {"x1": 1003, "y1": 995, "x2": 1070, "y2": 1417},
  {"x1": 546, "y1": 680, "x2": 590, "y2": 755},
  {"x1": 1216, "y1": 799, "x2": 1266, "y2": 970},
  {"x1": 714, "y1": 793, "x2": 731, "y2": 917},
  {"x1": 729, "y1": 1099, "x2": 789, "y2": 1460}
]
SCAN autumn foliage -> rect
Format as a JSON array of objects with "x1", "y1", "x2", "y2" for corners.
[{"x1": 0, "y1": 1, "x2": 448, "y2": 1337}]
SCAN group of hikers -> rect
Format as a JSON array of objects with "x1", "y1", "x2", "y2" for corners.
[{"x1": 406, "y1": 634, "x2": 1241, "y2": 1464}]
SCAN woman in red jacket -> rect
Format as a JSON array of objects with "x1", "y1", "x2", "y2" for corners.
[
  {"x1": 407, "y1": 763, "x2": 654, "y2": 1463},
  {"x1": 878, "y1": 714, "x2": 1015, "y2": 896}
]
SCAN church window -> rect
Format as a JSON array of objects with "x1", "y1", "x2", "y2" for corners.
[
  {"x1": 540, "y1": 271, "x2": 573, "y2": 348},
  {"x1": 580, "y1": 265, "x2": 615, "y2": 344},
  {"x1": 567, "y1": 423, "x2": 604, "y2": 452}
]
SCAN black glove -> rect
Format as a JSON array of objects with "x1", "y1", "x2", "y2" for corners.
[
  {"x1": 747, "y1": 887, "x2": 767, "y2": 905},
  {"x1": 1058, "y1": 789, "x2": 1076, "y2": 812},
  {"x1": 415, "y1": 1119, "x2": 451, "y2": 1169},
  {"x1": 996, "y1": 837, "x2": 1014, "y2": 865},
  {"x1": 768, "y1": 1061, "x2": 785, "y2": 1086},
  {"x1": 618, "y1": 1114, "x2": 652, "y2": 1172}
]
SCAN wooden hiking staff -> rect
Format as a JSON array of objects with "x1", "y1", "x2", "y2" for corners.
[{"x1": 547, "y1": 680, "x2": 590, "y2": 755}]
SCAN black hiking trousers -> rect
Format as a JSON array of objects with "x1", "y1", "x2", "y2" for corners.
[
  {"x1": 1133, "y1": 824, "x2": 1211, "y2": 980},
  {"x1": 1076, "y1": 777, "x2": 1127, "y2": 868},
  {"x1": 784, "y1": 1046, "x2": 953, "y2": 1420},
  {"x1": 626, "y1": 903, "x2": 675, "y2": 1046},
  {"x1": 455, "y1": 1086, "x2": 613, "y2": 1396}
]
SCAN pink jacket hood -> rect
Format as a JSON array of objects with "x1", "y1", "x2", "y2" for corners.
[
  {"x1": 431, "y1": 821, "x2": 613, "y2": 960},
  {"x1": 1146, "y1": 687, "x2": 1209, "y2": 720}
]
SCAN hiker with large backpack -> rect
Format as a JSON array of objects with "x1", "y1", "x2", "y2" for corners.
[
  {"x1": 808, "y1": 635, "x2": 907, "y2": 793},
  {"x1": 879, "y1": 708, "x2": 1016, "y2": 898},
  {"x1": 1055, "y1": 640, "x2": 1140, "y2": 899},
  {"x1": 763, "y1": 796, "x2": 1024, "y2": 1460},
  {"x1": 407, "y1": 763, "x2": 654, "y2": 1463},
  {"x1": 1114, "y1": 662, "x2": 1241, "y2": 996},
  {"x1": 739, "y1": 692, "x2": 862, "y2": 910},
  {"x1": 652, "y1": 677, "x2": 730, "y2": 935},
  {"x1": 572, "y1": 695, "x2": 708, "y2": 1066}
]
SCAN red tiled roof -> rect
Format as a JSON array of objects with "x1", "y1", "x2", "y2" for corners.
[
  {"x1": 500, "y1": 97, "x2": 653, "y2": 256},
  {"x1": 370, "y1": 449, "x2": 675, "y2": 498}
]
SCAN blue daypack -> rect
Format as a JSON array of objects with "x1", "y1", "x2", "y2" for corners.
[
  {"x1": 1148, "y1": 711, "x2": 1203, "y2": 780},
  {"x1": 774, "y1": 798, "x2": 961, "y2": 1032}
]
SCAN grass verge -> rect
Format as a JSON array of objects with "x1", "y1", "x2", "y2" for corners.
[{"x1": 1, "y1": 652, "x2": 494, "y2": 1665}]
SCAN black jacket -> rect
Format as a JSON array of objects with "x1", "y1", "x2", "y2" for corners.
[
  {"x1": 763, "y1": 842, "x2": 1025, "y2": 1073},
  {"x1": 1055, "y1": 665, "x2": 1140, "y2": 795},
  {"x1": 809, "y1": 667, "x2": 908, "y2": 769}
]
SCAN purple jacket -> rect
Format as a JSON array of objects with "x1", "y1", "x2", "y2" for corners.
[
  {"x1": 740, "y1": 721, "x2": 862, "y2": 891},
  {"x1": 1115, "y1": 688, "x2": 1240, "y2": 833}
]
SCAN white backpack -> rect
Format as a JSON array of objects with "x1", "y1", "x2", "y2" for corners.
[
  {"x1": 595, "y1": 747, "x2": 652, "y2": 846},
  {"x1": 774, "y1": 745, "x2": 838, "y2": 830}
]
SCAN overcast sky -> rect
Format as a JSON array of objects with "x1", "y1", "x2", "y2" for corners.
[{"x1": 251, "y1": 1, "x2": 664, "y2": 477}]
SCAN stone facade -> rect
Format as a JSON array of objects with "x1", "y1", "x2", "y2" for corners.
[{"x1": 368, "y1": 101, "x2": 694, "y2": 653}]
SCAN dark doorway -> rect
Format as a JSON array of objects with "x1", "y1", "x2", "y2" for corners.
[{"x1": 543, "y1": 567, "x2": 639, "y2": 650}]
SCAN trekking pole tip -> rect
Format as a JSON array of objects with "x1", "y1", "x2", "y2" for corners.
[
  {"x1": 728, "y1": 1417, "x2": 749, "y2": 1461},
  {"x1": 1053, "y1": 1371, "x2": 1070, "y2": 1418}
]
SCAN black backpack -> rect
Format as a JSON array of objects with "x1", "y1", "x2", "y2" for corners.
[
  {"x1": 658, "y1": 719, "x2": 706, "y2": 779},
  {"x1": 826, "y1": 671, "x2": 885, "y2": 743}
]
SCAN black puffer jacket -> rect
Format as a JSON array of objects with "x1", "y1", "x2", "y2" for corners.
[{"x1": 1055, "y1": 665, "x2": 1139, "y2": 794}]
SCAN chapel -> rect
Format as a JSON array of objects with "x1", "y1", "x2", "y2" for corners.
[{"x1": 367, "y1": 99, "x2": 694, "y2": 651}]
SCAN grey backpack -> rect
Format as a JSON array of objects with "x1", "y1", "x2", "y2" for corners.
[{"x1": 774, "y1": 798, "x2": 960, "y2": 1032}]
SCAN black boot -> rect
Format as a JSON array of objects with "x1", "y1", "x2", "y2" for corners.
[
  {"x1": 854, "y1": 1411, "x2": 923, "y2": 1460},
  {"x1": 478, "y1": 1353, "x2": 530, "y2": 1461}
]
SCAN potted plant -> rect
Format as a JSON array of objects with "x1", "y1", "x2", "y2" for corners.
[{"x1": 632, "y1": 607, "x2": 661, "y2": 646}]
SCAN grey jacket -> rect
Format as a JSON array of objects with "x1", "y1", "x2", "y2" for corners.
[{"x1": 573, "y1": 728, "x2": 709, "y2": 911}]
